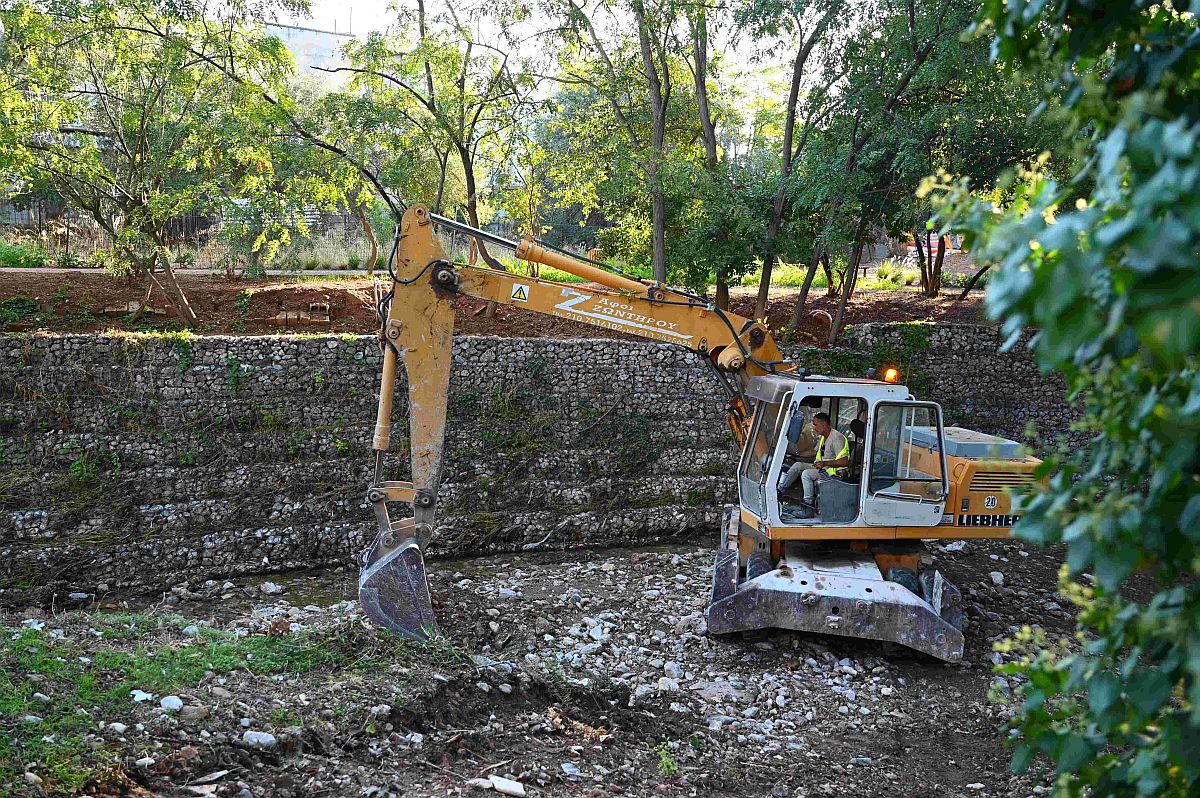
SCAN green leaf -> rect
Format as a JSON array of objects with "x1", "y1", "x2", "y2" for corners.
[
  {"x1": 1126, "y1": 670, "x2": 1172, "y2": 717},
  {"x1": 1088, "y1": 672, "x2": 1121, "y2": 714},
  {"x1": 1056, "y1": 733, "x2": 1094, "y2": 775}
]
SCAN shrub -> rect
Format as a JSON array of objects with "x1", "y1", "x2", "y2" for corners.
[
  {"x1": 55, "y1": 252, "x2": 84, "y2": 269},
  {"x1": 0, "y1": 296, "x2": 39, "y2": 325},
  {"x1": 84, "y1": 250, "x2": 116, "y2": 270},
  {"x1": 0, "y1": 242, "x2": 48, "y2": 268},
  {"x1": 346, "y1": 254, "x2": 361, "y2": 269}
]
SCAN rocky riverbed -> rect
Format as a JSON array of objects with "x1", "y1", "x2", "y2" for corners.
[{"x1": 2, "y1": 539, "x2": 1072, "y2": 797}]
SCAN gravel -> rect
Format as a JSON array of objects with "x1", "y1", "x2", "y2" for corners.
[{"x1": 2, "y1": 538, "x2": 1071, "y2": 797}]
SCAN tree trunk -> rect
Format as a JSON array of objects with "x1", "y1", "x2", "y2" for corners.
[
  {"x1": 649, "y1": 181, "x2": 667, "y2": 282},
  {"x1": 755, "y1": 253, "x2": 778, "y2": 320},
  {"x1": 460, "y1": 148, "x2": 502, "y2": 270},
  {"x1": 928, "y1": 234, "x2": 946, "y2": 298},
  {"x1": 754, "y1": 4, "x2": 843, "y2": 320},
  {"x1": 691, "y1": 5, "x2": 725, "y2": 306},
  {"x1": 829, "y1": 218, "x2": 869, "y2": 345},
  {"x1": 822, "y1": 254, "x2": 835, "y2": 297},
  {"x1": 157, "y1": 257, "x2": 198, "y2": 325},
  {"x1": 784, "y1": 250, "x2": 822, "y2": 338},
  {"x1": 354, "y1": 200, "x2": 379, "y2": 275},
  {"x1": 433, "y1": 149, "x2": 450, "y2": 215},
  {"x1": 912, "y1": 232, "x2": 928, "y2": 294},
  {"x1": 956, "y1": 263, "x2": 990, "y2": 300},
  {"x1": 691, "y1": 8, "x2": 718, "y2": 172},
  {"x1": 128, "y1": 279, "x2": 154, "y2": 325},
  {"x1": 633, "y1": 0, "x2": 668, "y2": 283},
  {"x1": 756, "y1": 47, "x2": 808, "y2": 320},
  {"x1": 715, "y1": 273, "x2": 730, "y2": 310}
]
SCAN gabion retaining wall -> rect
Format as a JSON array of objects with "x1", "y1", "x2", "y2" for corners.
[{"x1": 0, "y1": 326, "x2": 1073, "y2": 603}]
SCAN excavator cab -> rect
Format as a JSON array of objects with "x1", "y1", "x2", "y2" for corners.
[
  {"x1": 711, "y1": 374, "x2": 1026, "y2": 661},
  {"x1": 736, "y1": 376, "x2": 949, "y2": 530}
]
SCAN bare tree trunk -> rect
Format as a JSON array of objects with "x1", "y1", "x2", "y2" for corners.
[
  {"x1": 912, "y1": 232, "x2": 928, "y2": 293},
  {"x1": 156, "y1": 259, "x2": 198, "y2": 325},
  {"x1": 784, "y1": 249, "x2": 822, "y2": 337},
  {"x1": 432, "y1": 150, "x2": 450, "y2": 215},
  {"x1": 755, "y1": 4, "x2": 844, "y2": 320},
  {"x1": 715, "y1": 275, "x2": 730, "y2": 310},
  {"x1": 928, "y1": 234, "x2": 946, "y2": 297},
  {"x1": 143, "y1": 235, "x2": 197, "y2": 325},
  {"x1": 690, "y1": 6, "x2": 726, "y2": 309},
  {"x1": 956, "y1": 263, "x2": 990, "y2": 300},
  {"x1": 691, "y1": 7, "x2": 718, "y2": 172},
  {"x1": 633, "y1": 0, "x2": 668, "y2": 283},
  {"x1": 822, "y1": 254, "x2": 835, "y2": 297},
  {"x1": 128, "y1": 279, "x2": 154, "y2": 325},
  {"x1": 756, "y1": 48, "x2": 806, "y2": 320},
  {"x1": 460, "y1": 148, "x2": 502, "y2": 270},
  {"x1": 354, "y1": 200, "x2": 379, "y2": 275},
  {"x1": 829, "y1": 218, "x2": 869, "y2": 345}
]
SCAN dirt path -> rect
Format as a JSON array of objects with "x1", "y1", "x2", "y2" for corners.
[
  {"x1": 2, "y1": 538, "x2": 1066, "y2": 797},
  {"x1": 0, "y1": 271, "x2": 987, "y2": 344}
]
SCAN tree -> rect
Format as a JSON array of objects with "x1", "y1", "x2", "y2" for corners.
[
  {"x1": 0, "y1": 0, "x2": 314, "y2": 323},
  {"x1": 930, "y1": 3, "x2": 1200, "y2": 795},
  {"x1": 735, "y1": 0, "x2": 852, "y2": 319},
  {"x1": 335, "y1": 1, "x2": 537, "y2": 268}
]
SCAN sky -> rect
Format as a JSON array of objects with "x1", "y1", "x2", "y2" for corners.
[{"x1": 276, "y1": 0, "x2": 396, "y2": 35}]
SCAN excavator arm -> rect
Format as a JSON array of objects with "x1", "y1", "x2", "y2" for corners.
[{"x1": 359, "y1": 204, "x2": 789, "y2": 638}]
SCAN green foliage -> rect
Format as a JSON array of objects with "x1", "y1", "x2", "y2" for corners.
[
  {"x1": 0, "y1": 617, "x2": 428, "y2": 790},
  {"x1": 654, "y1": 742, "x2": 680, "y2": 778},
  {"x1": 234, "y1": 289, "x2": 253, "y2": 332},
  {"x1": 0, "y1": 296, "x2": 38, "y2": 326},
  {"x1": 930, "y1": 3, "x2": 1200, "y2": 795},
  {"x1": 225, "y1": 354, "x2": 248, "y2": 394},
  {"x1": 738, "y1": 262, "x2": 828, "y2": 289},
  {"x1": 0, "y1": 0, "x2": 356, "y2": 320},
  {"x1": 471, "y1": 388, "x2": 558, "y2": 454},
  {"x1": 0, "y1": 242, "x2": 48, "y2": 268}
]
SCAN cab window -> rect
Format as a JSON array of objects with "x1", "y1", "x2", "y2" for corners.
[
  {"x1": 868, "y1": 403, "x2": 946, "y2": 500},
  {"x1": 743, "y1": 400, "x2": 787, "y2": 483}
]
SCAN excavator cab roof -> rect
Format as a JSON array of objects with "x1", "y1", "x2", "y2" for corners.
[{"x1": 746, "y1": 373, "x2": 910, "y2": 404}]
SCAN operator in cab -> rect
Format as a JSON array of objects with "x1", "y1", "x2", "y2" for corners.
[{"x1": 779, "y1": 412, "x2": 849, "y2": 519}]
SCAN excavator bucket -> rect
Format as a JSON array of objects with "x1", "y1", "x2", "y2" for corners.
[
  {"x1": 359, "y1": 538, "x2": 436, "y2": 640},
  {"x1": 358, "y1": 205, "x2": 455, "y2": 639}
]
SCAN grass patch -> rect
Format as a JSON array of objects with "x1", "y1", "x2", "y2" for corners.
[
  {"x1": 0, "y1": 296, "x2": 39, "y2": 326},
  {"x1": 738, "y1": 262, "x2": 829, "y2": 289},
  {"x1": 0, "y1": 242, "x2": 49, "y2": 269},
  {"x1": 0, "y1": 614, "x2": 456, "y2": 791}
]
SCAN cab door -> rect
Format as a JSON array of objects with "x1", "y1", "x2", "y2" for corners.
[{"x1": 862, "y1": 401, "x2": 948, "y2": 526}]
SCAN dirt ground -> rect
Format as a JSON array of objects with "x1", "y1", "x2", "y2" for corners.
[
  {"x1": 0, "y1": 271, "x2": 987, "y2": 345},
  {"x1": 2, "y1": 537, "x2": 1068, "y2": 798}
]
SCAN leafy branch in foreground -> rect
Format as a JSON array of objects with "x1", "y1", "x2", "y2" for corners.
[{"x1": 928, "y1": 2, "x2": 1200, "y2": 795}]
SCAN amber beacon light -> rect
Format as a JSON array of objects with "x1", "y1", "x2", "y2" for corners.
[{"x1": 882, "y1": 367, "x2": 900, "y2": 383}]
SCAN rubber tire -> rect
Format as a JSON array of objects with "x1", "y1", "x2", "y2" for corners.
[
  {"x1": 746, "y1": 550, "x2": 775, "y2": 581},
  {"x1": 886, "y1": 566, "x2": 920, "y2": 595}
]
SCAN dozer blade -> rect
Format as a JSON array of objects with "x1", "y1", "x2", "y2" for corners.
[
  {"x1": 708, "y1": 533, "x2": 966, "y2": 662},
  {"x1": 358, "y1": 537, "x2": 437, "y2": 640}
]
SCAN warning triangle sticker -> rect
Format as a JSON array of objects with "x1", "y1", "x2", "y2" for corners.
[{"x1": 511, "y1": 284, "x2": 530, "y2": 302}]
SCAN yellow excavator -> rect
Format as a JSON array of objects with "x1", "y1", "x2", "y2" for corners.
[{"x1": 359, "y1": 206, "x2": 1038, "y2": 662}]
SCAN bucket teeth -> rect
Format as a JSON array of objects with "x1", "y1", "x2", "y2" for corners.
[{"x1": 358, "y1": 538, "x2": 437, "y2": 640}]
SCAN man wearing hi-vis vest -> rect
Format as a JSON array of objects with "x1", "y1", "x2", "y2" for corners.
[{"x1": 779, "y1": 412, "x2": 849, "y2": 519}]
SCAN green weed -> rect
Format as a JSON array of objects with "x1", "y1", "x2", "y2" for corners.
[{"x1": 654, "y1": 742, "x2": 680, "y2": 777}]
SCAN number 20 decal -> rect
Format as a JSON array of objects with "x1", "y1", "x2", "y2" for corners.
[{"x1": 984, "y1": 495, "x2": 998, "y2": 509}]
